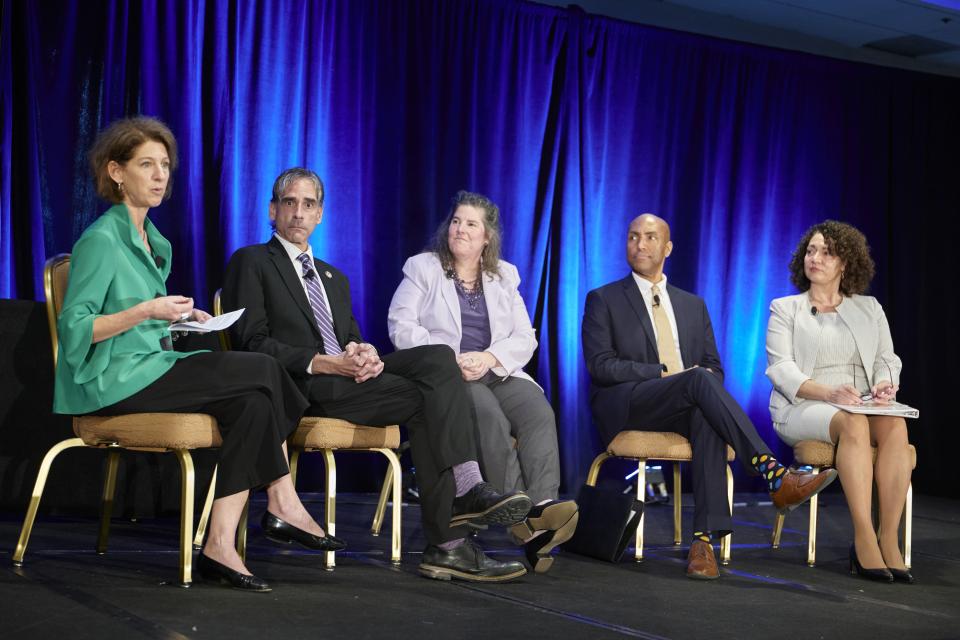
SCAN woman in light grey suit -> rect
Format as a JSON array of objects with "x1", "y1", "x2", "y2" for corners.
[
  {"x1": 766, "y1": 220, "x2": 913, "y2": 583},
  {"x1": 388, "y1": 190, "x2": 577, "y2": 573}
]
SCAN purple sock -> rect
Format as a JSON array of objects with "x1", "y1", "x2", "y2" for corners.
[
  {"x1": 438, "y1": 538, "x2": 465, "y2": 551},
  {"x1": 452, "y1": 461, "x2": 483, "y2": 497}
]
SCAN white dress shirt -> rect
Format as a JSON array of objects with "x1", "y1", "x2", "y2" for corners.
[{"x1": 631, "y1": 272, "x2": 684, "y2": 370}]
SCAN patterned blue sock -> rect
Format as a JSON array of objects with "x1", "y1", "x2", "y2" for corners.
[{"x1": 750, "y1": 454, "x2": 787, "y2": 492}]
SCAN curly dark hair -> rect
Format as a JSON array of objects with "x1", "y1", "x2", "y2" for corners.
[
  {"x1": 788, "y1": 220, "x2": 875, "y2": 295},
  {"x1": 429, "y1": 190, "x2": 502, "y2": 280},
  {"x1": 88, "y1": 116, "x2": 178, "y2": 203}
]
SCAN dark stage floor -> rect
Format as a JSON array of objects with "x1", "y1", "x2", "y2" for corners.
[{"x1": 1, "y1": 490, "x2": 958, "y2": 640}]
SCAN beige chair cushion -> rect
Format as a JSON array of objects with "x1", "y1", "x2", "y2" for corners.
[
  {"x1": 608, "y1": 430, "x2": 735, "y2": 462},
  {"x1": 73, "y1": 413, "x2": 222, "y2": 450},
  {"x1": 793, "y1": 440, "x2": 916, "y2": 469},
  {"x1": 291, "y1": 417, "x2": 400, "y2": 450}
]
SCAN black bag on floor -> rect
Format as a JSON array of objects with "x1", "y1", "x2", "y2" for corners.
[{"x1": 562, "y1": 484, "x2": 643, "y2": 562}]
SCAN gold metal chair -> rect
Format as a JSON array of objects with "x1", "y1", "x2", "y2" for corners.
[
  {"x1": 585, "y1": 430, "x2": 736, "y2": 564},
  {"x1": 771, "y1": 439, "x2": 916, "y2": 568},
  {"x1": 193, "y1": 291, "x2": 403, "y2": 570},
  {"x1": 12, "y1": 254, "x2": 221, "y2": 585}
]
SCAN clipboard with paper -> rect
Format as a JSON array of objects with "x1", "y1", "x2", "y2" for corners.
[{"x1": 828, "y1": 400, "x2": 919, "y2": 419}]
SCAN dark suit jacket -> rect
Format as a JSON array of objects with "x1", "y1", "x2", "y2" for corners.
[
  {"x1": 581, "y1": 275, "x2": 724, "y2": 444},
  {"x1": 222, "y1": 236, "x2": 363, "y2": 396}
]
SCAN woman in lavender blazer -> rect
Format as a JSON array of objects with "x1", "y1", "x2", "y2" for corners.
[{"x1": 388, "y1": 191, "x2": 577, "y2": 573}]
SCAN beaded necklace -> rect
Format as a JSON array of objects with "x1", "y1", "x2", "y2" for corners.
[{"x1": 451, "y1": 270, "x2": 484, "y2": 311}]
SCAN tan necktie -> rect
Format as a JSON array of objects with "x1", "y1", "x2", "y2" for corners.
[{"x1": 650, "y1": 284, "x2": 682, "y2": 374}]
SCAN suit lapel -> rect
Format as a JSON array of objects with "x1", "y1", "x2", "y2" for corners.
[
  {"x1": 620, "y1": 276, "x2": 658, "y2": 355},
  {"x1": 795, "y1": 293, "x2": 821, "y2": 374},
  {"x1": 267, "y1": 237, "x2": 319, "y2": 336},
  {"x1": 482, "y1": 272, "x2": 502, "y2": 339},
  {"x1": 667, "y1": 284, "x2": 694, "y2": 366},
  {"x1": 108, "y1": 205, "x2": 167, "y2": 292},
  {"x1": 838, "y1": 297, "x2": 877, "y2": 384},
  {"x1": 441, "y1": 270, "x2": 463, "y2": 334}
]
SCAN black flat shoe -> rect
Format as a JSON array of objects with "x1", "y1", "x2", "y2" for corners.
[
  {"x1": 450, "y1": 482, "x2": 532, "y2": 528},
  {"x1": 888, "y1": 567, "x2": 915, "y2": 584},
  {"x1": 509, "y1": 500, "x2": 579, "y2": 573},
  {"x1": 849, "y1": 544, "x2": 893, "y2": 583},
  {"x1": 196, "y1": 552, "x2": 271, "y2": 592},
  {"x1": 261, "y1": 511, "x2": 347, "y2": 552}
]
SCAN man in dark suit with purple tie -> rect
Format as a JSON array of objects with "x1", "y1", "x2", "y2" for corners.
[
  {"x1": 222, "y1": 167, "x2": 532, "y2": 582},
  {"x1": 581, "y1": 213, "x2": 837, "y2": 579}
]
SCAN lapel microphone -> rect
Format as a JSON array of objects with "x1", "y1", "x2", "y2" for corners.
[
  {"x1": 653, "y1": 294, "x2": 661, "y2": 308},
  {"x1": 810, "y1": 306, "x2": 818, "y2": 316}
]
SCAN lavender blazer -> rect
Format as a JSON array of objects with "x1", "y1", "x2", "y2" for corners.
[{"x1": 387, "y1": 252, "x2": 539, "y2": 387}]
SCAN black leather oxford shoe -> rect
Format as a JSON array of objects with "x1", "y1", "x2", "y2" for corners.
[
  {"x1": 419, "y1": 538, "x2": 527, "y2": 582},
  {"x1": 450, "y1": 482, "x2": 532, "y2": 528}
]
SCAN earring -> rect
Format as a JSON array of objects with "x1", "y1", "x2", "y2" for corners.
[{"x1": 117, "y1": 181, "x2": 124, "y2": 194}]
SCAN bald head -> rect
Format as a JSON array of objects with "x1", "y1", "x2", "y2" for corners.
[
  {"x1": 630, "y1": 214, "x2": 670, "y2": 243},
  {"x1": 626, "y1": 213, "x2": 673, "y2": 282}
]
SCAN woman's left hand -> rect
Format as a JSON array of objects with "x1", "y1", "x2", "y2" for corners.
[
  {"x1": 190, "y1": 309, "x2": 213, "y2": 323},
  {"x1": 870, "y1": 380, "x2": 898, "y2": 404},
  {"x1": 458, "y1": 351, "x2": 497, "y2": 381}
]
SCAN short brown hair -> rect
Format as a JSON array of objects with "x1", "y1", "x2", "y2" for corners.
[
  {"x1": 788, "y1": 220, "x2": 875, "y2": 296},
  {"x1": 429, "y1": 190, "x2": 503, "y2": 280},
  {"x1": 88, "y1": 117, "x2": 178, "y2": 203}
]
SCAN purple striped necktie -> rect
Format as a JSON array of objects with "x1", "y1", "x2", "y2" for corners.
[{"x1": 297, "y1": 253, "x2": 342, "y2": 356}]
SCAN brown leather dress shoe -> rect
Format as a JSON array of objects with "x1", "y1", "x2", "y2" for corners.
[
  {"x1": 770, "y1": 468, "x2": 838, "y2": 513},
  {"x1": 686, "y1": 539, "x2": 719, "y2": 580}
]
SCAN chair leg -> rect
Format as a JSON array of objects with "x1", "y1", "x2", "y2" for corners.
[
  {"x1": 289, "y1": 449, "x2": 301, "y2": 486},
  {"x1": 13, "y1": 438, "x2": 87, "y2": 565},
  {"x1": 375, "y1": 448, "x2": 403, "y2": 565},
  {"x1": 672, "y1": 463, "x2": 682, "y2": 545},
  {"x1": 322, "y1": 449, "x2": 337, "y2": 570},
  {"x1": 720, "y1": 465, "x2": 733, "y2": 565},
  {"x1": 806, "y1": 467, "x2": 820, "y2": 567},
  {"x1": 634, "y1": 459, "x2": 647, "y2": 562},
  {"x1": 173, "y1": 450, "x2": 196, "y2": 586},
  {"x1": 96, "y1": 447, "x2": 122, "y2": 555},
  {"x1": 194, "y1": 466, "x2": 218, "y2": 549},
  {"x1": 903, "y1": 481, "x2": 913, "y2": 569},
  {"x1": 370, "y1": 463, "x2": 394, "y2": 537},
  {"x1": 772, "y1": 513, "x2": 785, "y2": 548},
  {"x1": 585, "y1": 452, "x2": 612, "y2": 486}
]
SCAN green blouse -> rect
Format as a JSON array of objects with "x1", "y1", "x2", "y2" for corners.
[{"x1": 53, "y1": 204, "x2": 203, "y2": 415}]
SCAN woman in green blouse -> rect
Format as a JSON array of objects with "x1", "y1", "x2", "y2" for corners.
[{"x1": 56, "y1": 117, "x2": 342, "y2": 592}]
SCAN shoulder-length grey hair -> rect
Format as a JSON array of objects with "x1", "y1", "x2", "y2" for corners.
[{"x1": 429, "y1": 190, "x2": 502, "y2": 280}]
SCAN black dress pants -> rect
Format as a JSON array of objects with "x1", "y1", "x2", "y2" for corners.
[
  {"x1": 97, "y1": 351, "x2": 308, "y2": 498},
  {"x1": 304, "y1": 344, "x2": 477, "y2": 545},
  {"x1": 626, "y1": 367, "x2": 771, "y2": 535}
]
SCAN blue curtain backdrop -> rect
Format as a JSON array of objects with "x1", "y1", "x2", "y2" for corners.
[{"x1": 3, "y1": 0, "x2": 959, "y2": 495}]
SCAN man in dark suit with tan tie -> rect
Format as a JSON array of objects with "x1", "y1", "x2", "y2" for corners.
[
  {"x1": 222, "y1": 167, "x2": 532, "y2": 582},
  {"x1": 581, "y1": 214, "x2": 837, "y2": 579}
]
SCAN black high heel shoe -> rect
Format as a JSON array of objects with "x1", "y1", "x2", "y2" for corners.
[
  {"x1": 879, "y1": 547, "x2": 915, "y2": 584},
  {"x1": 196, "y1": 552, "x2": 272, "y2": 592},
  {"x1": 261, "y1": 511, "x2": 347, "y2": 552},
  {"x1": 887, "y1": 567, "x2": 915, "y2": 584},
  {"x1": 849, "y1": 544, "x2": 893, "y2": 583}
]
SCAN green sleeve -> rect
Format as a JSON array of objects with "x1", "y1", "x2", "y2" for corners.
[{"x1": 57, "y1": 230, "x2": 119, "y2": 384}]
